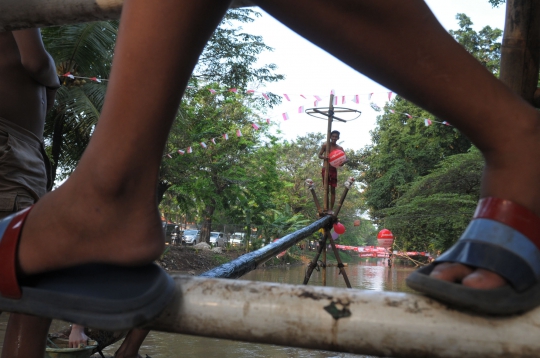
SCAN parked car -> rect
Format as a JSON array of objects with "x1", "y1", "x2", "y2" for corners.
[
  {"x1": 230, "y1": 232, "x2": 245, "y2": 246},
  {"x1": 182, "y1": 229, "x2": 200, "y2": 245},
  {"x1": 209, "y1": 232, "x2": 226, "y2": 247}
]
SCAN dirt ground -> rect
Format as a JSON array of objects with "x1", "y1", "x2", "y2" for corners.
[{"x1": 155, "y1": 244, "x2": 245, "y2": 274}]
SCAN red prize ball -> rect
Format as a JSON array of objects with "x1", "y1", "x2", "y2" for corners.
[
  {"x1": 333, "y1": 222, "x2": 346, "y2": 234},
  {"x1": 329, "y1": 149, "x2": 347, "y2": 168}
]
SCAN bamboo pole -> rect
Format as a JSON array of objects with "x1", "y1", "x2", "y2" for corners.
[
  {"x1": 147, "y1": 275, "x2": 540, "y2": 358},
  {"x1": 0, "y1": 0, "x2": 253, "y2": 31}
]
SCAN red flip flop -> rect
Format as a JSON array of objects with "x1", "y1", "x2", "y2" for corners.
[
  {"x1": 0, "y1": 206, "x2": 175, "y2": 330},
  {"x1": 406, "y1": 197, "x2": 540, "y2": 315}
]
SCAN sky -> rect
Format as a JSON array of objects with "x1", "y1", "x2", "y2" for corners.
[{"x1": 240, "y1": 1, "x2": 507, "y2": 151}]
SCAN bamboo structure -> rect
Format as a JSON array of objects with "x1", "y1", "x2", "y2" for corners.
[
  {"x1": 147, "y1": 275, "x2": 540, "y2": 358},
  {"x1": 0, "y1": 0, "x2": 253, "y2": 31}
]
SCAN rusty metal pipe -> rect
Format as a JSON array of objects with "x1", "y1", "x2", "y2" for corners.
[{"x1": 148, "y1": 275, "x2": 540, "y2": 358}]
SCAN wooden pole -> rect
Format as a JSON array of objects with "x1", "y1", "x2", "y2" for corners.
[
  {"x1": 323, "y1": 95, "x2": 334, "y2": 212},
  {"x1": 499, "y1": 0, "x2": 540, "y2": 106}
]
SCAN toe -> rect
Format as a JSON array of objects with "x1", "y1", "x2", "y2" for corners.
[
  {"x1": 430, "y1": 262, "x2": 474, "y2": 283},
  {"x1": 462, "y1": 268, "x2": 508, "y2": 289}
]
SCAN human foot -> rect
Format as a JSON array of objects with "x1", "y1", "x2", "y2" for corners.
[{"x1": 407, "y1": 197, "x2": 540, "y2": 315}]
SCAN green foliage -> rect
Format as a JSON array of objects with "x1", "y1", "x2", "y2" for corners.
[
  {"x1": 449, "y1": 14, "x2": 502, "y2": 76},
  {"x1": 361, "y1": 97, "x2": 471, "y2": 215},
  {"x1": 42, "y1": 21, "x2": 118, "y2": 181},
  {"x1": 380, "y1": 148, "x2": 483, "y2": 252}
]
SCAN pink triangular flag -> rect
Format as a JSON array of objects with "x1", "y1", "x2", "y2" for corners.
[
  {"x1": 424, "y1": 119, "x2": 432, "y2": 126},
  {"x1": 236, "y1": 129, "x2": 242, "y2": 137},
  {"x1": 178, "y1": 149, "x2": 185, "y2": 155},
  {"x1": 187, "y1": 147, "x2": 192, "y2": 153},
  {"x1": 282, "y1": 113, "x2": 289, "y2": 121},
  {"x1": 354, "y1": 95, "x2": 359, "y2": 104},
  {"x1": 442, "y1": 121, "x2": 451, "y2": 126},
  {"x1": 229, "y1": 88, "x2": 238, "y2": 93},
  {"x1": 334, "y1": 96, "x2": 338, "y2": 105},
  {"x1": 300, "y1": 94, "x2": 306, "y2": 99},
  {"x1": 283, "y1": 94, "x2": 291, "y2": 101},
  {"x1": 388, "y1": 92, "x2": 393, "y2": 101},
  {"x1": 200, "y1": 142, "x2": 207, "y2": 149},
  {"x1": 167, "y1": 154, "x2": 172, "y2": 158},
  {"x1": 208, "y1": 89, "x2": 216, "y2": 94},
  {"x1": 246, "y1": 89, "x2": 255, "y2": 94},
  {"x1": 262, "y1": 93, "x2": 270, "y2": 100},
  {"x1": 405, "y1": 113, "x2": 412, "y2": 119},
  {"x1": 314, "y1": 95, "x2": 322, "y2": 101},
  {"x1": 314, "y1": 100, "x2": 318, "y2": 107},
  {"x1": 64, "y1": 72, "x2": 75, "y2": 79},
  {"x1": 252, "y1": 123, "x2": 260, "y2": 130},
  {"x1": 223, "y1": 133, "x2": 229, "y2": 140},
  {"x1": 342, "y1": 96, "x2": 346, "y2": 104},
  {"x1": 211, "y1": 138, "x2": 216, "y2": 145},
  {"x1": 90, "y1": 77, "x2": 101, "y2": 83},
  {"x1": 298, "y1": 106, "x2": 304, "y2": 113},
  {"x1": 389, "y1": 109, "x2": 395, "y2": 113}
]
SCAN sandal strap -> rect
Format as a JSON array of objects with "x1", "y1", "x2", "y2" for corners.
[
  {"x1": 474, "y1": 197, "x2": 540, "y2": 250},
  {"x1": 437, "y1": 218, "x2": 540, "y2": 291},
  {"x1": 0, "y1": 206, "x2": 33, "y2": 299}
]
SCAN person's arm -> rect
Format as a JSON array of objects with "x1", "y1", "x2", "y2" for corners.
[{"x1": 12, "y1": 28, "x2": 60, "y2": 89}]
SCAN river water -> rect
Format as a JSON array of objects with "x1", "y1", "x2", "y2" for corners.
[{"x1": 0, "y1": 259, "x2": 416, "y2": 357}]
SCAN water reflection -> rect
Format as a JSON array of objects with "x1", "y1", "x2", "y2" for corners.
[{"x1": 0, "y1": 260, "x2": 415, "y2": 357}]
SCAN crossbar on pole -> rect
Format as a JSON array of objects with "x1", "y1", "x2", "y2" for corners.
[{"x1": 147, "y1": 275, "x2": 540, "y2": 358}]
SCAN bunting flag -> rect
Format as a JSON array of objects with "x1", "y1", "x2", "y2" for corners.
[
  {"x1": 266, "y1": 118, "x2": 270, "y2": 124},
  {"x1": 178, "y1": 149, "x2": 185, "y2": 155},
  {"x1": 368, "y1": 93, "x2": 373, "y2": 100},
  {"x1": 370, "y1": 102, "x2": 382, "y2": 111},
  {"x1": 252, "y1": 123, "x2": 260, "y2": 130},
  {"x1": 283, "y1": 94, "x2": 291, "y2": 101},
  {"x1": 424, "y1": 119, "x2": 432, "y2": 126},
  {"x1": 63, "y1": 72, "x2": 75, "y2": 79},
  {"x1": 208, "y1": 89, "x2": 216, "y2": 94},
  {"x1": 354, "y1": 95, "x2": 360, "y2": 104},
  {"x1": 246, "y1": 90, "x2": 255, "y2": 94},
  {"x1": 388, "y1": 92, "x2": 393, "y2": 101},
  {"x1": 404, "y1": 113, "x2": 412, "y2": 119},
  {"x1": 223, "y1": 133, "x2": 229, "y2": 140},
  {"x1": 314, "y1": 95, "x2": 322, "y2": 102},
  {"x1": 442, "y1": 121, "x2": 452, "y2": 126},
  {"x1": 236, "y1": 129, "x2": 242, "y2": 137},
  {"x1": 282, "y1": 113, "x2": 289, "y2": 121},
  {"x1": 187, "y1": 147, "x2": 192, "y2": 153},
  {"x1": 167, "y1": 154, "x2": 172, "y2": 158},
  {"x1": 342, "y1": 96, "x2": 346, "y2": 104},
  {"x1": 389, "y1": 109, "x2": 395, "y2": 114},
  {"x1": 90, "y1": 77, "x2": 101, "y2": 83},
  {"x1": 298, "y1": 106, "x2": 304, "y2": 113},
  {"x1": 334, "y1": 96, "x2": 338, "y2": 105},
  {"x1": 200, "y1": 142, "x2": 207, "y2": 149},
  {"x1": 300, "y1": 94, "x2": 307, "y2": 99},
  {"x1": 211, "y1": 138, "x2": 216, "y2": 145},
  {"x1": 314, "y1": 100, "x2": 318, "y2": 107},
  {"x1": 228, "y1": 88, "x2": 238, "y2": 93},
  {"x1": 262, "y1": 93, "x2": 270, "y2": 100}
]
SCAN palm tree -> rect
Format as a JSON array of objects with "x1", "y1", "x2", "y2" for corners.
[{"x1": 42, "y1": 22, "x2": 118, "y2": 182}]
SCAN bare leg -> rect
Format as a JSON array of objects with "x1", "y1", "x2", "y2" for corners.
[
  {"x1": 15, "y1": 0, "x2": 232, "y2": 276},
  {"x1": 114, "y1": 329, "x2": 150, "y2": 358},
  {"x1": 1, "y1": 314, "x2": 51, "y2": 358},
  {"x1": 254, "y1": 0, "x2": 540, "y2": 288}
]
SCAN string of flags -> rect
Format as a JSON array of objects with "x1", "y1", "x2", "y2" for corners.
[{"x1": 60, "y1": 72, "x2": 453, "y2": 158}]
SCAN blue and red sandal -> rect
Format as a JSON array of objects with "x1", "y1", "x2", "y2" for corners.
[
  {"x1": 0, "y1": 206, "x2": 175, "y2": 330},
  {"x1": 406, "y1": 197, "x2": 540, "y2": 315}
]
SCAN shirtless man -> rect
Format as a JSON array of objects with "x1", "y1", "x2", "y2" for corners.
[
  {"x1": 0, "y1": 0, "x2": 539, "y2": 347},
  {"x1": 318, "y1": 130, "x2": 346, "y2": 213},
  {"x1": 0, "y1": 28, "x2": 59, "y2": 358}
]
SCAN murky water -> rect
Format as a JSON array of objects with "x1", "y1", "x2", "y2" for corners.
[{"x1": 0, "y1": 259, "x2": 415, "y2": 357}]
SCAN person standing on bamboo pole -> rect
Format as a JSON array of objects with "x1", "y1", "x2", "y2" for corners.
[{"x1": 318, "y1": 130, "x2": 346, "y2": 214}]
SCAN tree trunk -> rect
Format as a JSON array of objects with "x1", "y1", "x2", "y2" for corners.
[
  {"x1": 49, "y1": 112, "x2": 65, "y2": 183},
  {"x1": 499, "y1": 0, "x2": 540, "y2": 105},
  {"x1": 200, "y1": 200, "x2": 216, "y2": 244}
]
